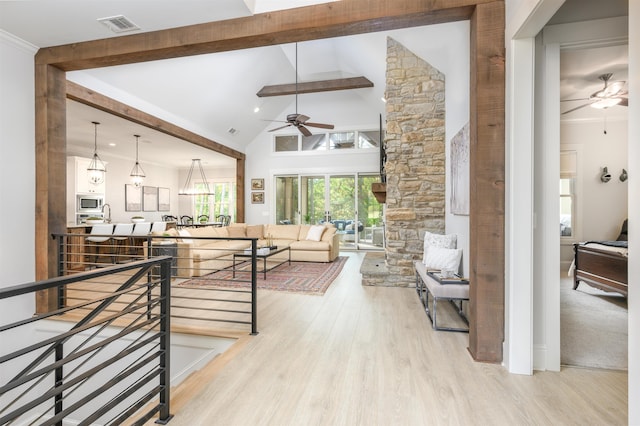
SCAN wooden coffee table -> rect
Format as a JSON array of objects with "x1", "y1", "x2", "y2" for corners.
[{"x1": 232, "y1": 246, "x2": 291, "y2": 279}]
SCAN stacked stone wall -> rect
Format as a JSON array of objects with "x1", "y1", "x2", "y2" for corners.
[{"x1": 365, "y1": 37, "x2": 445, "y2": 287}]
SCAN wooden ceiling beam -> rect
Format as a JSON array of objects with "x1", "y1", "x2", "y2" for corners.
[
  {"x1": 256, "y1": 76, "x2": 373, "y2": 97},
  {"x1": 34, "y1": 0, "x2": 485, "y2": 70}
]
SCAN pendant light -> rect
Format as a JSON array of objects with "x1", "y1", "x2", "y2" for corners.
[
  {"x1": 179, "y1": 159, "x2": 215, "y2": 195},
  {"x1": 129, "y1": 134, "x2": 146, "y2": 186},
  {"x1": 87, "y1": 121, "x2": 107, "y2": 185}
]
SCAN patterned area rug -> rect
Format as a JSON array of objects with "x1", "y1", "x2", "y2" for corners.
[{"x1": 177, "y1": 256, "x2": 348, "y2": 295}]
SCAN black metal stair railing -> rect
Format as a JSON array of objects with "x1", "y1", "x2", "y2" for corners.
[
  {"x1": 0, "y1": 257, "x2": 173, "y2": 425},
  {"x1": 54, "y1": 233, "x2": 259, "y2": 335}
]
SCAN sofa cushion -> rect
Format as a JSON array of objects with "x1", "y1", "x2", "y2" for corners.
[
  {"x1": 187, "y1": 226, "x2": 229, "y2": 247},
  {"x1": 290, "y1": 240, "x2": 331, "y2": 251},
  {"x1": 188, "y1": 226, "x2": 228, "y2": 238},
  {"x1": 246, "y1": 224, "x2": 264, "y2": 239},
  {"x1": 305, "y1": 225, "x2": 326, "y2": 241},
  {"x1": 227, "y1": 225, "x2": 247, "y2": 238},
  {"x1": 192, "y1": 240, "x2": 251, "y2": 261},
  {"x1": 321, "y1": 225, "x2": 337, "y2": 242},
  {"x1": 265, "y1": 224, "x2": 301, "y2": 240}
]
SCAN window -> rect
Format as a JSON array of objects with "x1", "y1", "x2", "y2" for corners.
[
  {"x1": 301, "y1": 134, "x2": 327, "y2": 151},
  {"x1": 273, "y1": 129, "x2": 383, "y2": 152},
  {"x1": 329, "y1": 132, "x2": 355, "y2": 150},
  {"x1": 193, "y1": 181, "x2": 236, "y2": 221},
  {"x1": 275, "y1": 135, "x2": 298, "y2": 152},
  {"x1": 358, "y1": 130, "x2": 383, "y2": 149},
  {"x1": 560, "y1": 151, "x2": 577, "y2": 238}
]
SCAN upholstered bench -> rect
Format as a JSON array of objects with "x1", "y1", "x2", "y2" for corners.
[{"x1": 414, "y1": 260, "x2": 469, "y2": 332}]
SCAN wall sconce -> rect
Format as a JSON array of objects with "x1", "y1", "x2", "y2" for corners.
[
  {"x1": 600, "y1": 167, "x2": 612, "y2": 183},
  {"x1": 620, "y1": 169, "x2": 628, "y2": 182}
]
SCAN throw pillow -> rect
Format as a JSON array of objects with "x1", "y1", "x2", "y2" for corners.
[
  {"x1": 424, "y1": 246, "x2": 463, "y2": 271},
  {"x1": 422, "y1": 231, "x2": 457, "y2": 264},
  {"x1": 177, "y1": 229, "x2": 193, "y2": 244},
  {"x1": 306, "y1": 225, "x2": 326, "y2": 242}
]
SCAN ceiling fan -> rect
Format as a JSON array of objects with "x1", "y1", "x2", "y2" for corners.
[
  {"x1": 267, "y1": 43, "x2": 334, "y2": 136},
  {"x1": 561, "y1": 73, "x2": 628, "y2": 115}
]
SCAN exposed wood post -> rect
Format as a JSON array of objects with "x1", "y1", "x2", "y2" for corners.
[
  {"x1": 236, "y1": 157, "x2": 246, "y2": 223},
  {"x1": 468, "y1": 1, "x2": 506, "y2": 362},
  {"x1": 35, "y1": 63, "x2": 67, "y2": 312}
]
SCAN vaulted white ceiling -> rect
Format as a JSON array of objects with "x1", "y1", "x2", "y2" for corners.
[{"x1": 0, "y1": 0, "x2": 629, "y2": 170}]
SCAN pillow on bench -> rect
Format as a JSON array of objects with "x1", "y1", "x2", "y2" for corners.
[{"x1": 422, "y1": 231, "x2": 457, "y2": 266}]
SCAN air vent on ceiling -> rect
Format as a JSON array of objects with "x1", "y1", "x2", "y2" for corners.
[
  {"x1": 97, "y1": 15, "x2": 140, "y2": 34},
  {"x1": 228, "y1": 127, "x2": 238, "y2": 135}
]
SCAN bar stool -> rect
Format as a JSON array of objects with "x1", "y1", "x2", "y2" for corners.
[
  {"x1": 130, "y1": 222, "x2": 152, "y2": 258},
  {"x1": 85, "y1": 223, "x2": 114, "y2": 268},
  {"x1": 111, "y1": 223, "x2": 134, "y2": 263}
]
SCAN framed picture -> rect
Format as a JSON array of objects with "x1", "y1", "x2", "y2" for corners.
[
  {"x1": 125, "y1": 184, "x2": 142, "y2": 211},
  {"x1": 143, "y1": 186, "x2": 158, "y2": 212},
  {"x1": 251, "y1": 178, "x2": 264, "y2": 190},
  {"x1": 251, "y1": 192, "x2": 264, "y2": 204},
  {"x1": 450, "y1": 122, "x2": 470, "y2": 216},
  {"x1": 158, "y1": 187, "x2": 170, "y2": 211}
]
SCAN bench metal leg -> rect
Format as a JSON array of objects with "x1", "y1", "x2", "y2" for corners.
[{"x1": 416, "y1": 271, "x2": 469, "y2": 333}]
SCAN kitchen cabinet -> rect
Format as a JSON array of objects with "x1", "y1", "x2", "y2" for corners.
[{"x1": 72, "y1": 156, "x2": 106, "y2": 194}]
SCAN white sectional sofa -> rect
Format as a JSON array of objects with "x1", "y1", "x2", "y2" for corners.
[{"x1": 156, "y1": 223, "x2": 339, "y2": 277}]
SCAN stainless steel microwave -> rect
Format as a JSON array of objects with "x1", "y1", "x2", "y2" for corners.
[{"x1": 77, "y1": 195, "x2": 104, "y2": 212}]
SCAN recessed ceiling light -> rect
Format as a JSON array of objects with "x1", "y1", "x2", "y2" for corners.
[
  {"x1": 97, "y1": 15, "x2": 141, "y2": 34},
  {"x1": 381, "y1": 97, "x2": 387, "y2": 103},
  {"x1": 108, "y1": 143, "x2": 116, "y2": 147},
  {"x1": 254, "y1": 107, "x2": 260, "y2": 113}
]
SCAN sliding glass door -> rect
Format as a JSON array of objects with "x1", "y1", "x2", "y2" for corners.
[{"x1": 275, "y1": 173, "x2": 384, "y2": 250}]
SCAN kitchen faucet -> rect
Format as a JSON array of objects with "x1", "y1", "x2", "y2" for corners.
[{"x1": 102, "y1": 203, "x2": 112, "y2": 223}]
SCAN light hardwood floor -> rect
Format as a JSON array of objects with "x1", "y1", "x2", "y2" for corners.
[{"x1": 159, "y1": 252, "x2": 627, "y2": 425}]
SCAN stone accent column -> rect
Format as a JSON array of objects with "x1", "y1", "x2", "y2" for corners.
[{"x1": 365, "y1": 37, "x2": 445, "y2": 287}]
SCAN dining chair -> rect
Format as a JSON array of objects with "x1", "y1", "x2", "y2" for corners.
[
  {"x1": 85, "y1": 223, "x2": 114, "y2": 268},
  {"x1": 180, "y1": 215, "x2": 193, "y2": 227}
]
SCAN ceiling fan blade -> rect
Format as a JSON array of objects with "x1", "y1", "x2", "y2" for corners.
[
  {"x1": 268, "y1": 124, "x2": 293, "y2": 132},
  {"x1": 617, "y1": 97, "x2": 628, "y2": 107},
  {"x1": 295, "y1": 114, "x2": 310, "y2": 123},
  {"x1": 304, "y1": 122, "x2": 335, "y2": 129},
  {"x1": 561, "y1": 102, "x2": 593, "y2": 115},
  {"x1": 298, "y1": 125, "x2": 312, "y2": 137}
]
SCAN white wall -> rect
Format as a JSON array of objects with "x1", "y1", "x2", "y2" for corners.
[
  {"x1": 0, "y1": 29, "x2": 38, "y2": 407},
  {"x1": 560, "y1": 118, "x2": 628, "y2": 264}
]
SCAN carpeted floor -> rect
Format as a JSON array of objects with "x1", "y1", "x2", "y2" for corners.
[
  {"x1": 177, "y1": 256, "x2": 348, "y2": 295},
  {"x1": 561, "y1": 275, "x2": 627, "y2": 370}
]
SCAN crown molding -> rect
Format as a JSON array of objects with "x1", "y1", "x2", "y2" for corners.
[{"x1": 0, "y1": 29, "x2": 38, "y2": 53}]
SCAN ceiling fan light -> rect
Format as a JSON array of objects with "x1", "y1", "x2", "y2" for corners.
[{"x1": 591, "y1": 98, "x2": 622, "y2": 109}]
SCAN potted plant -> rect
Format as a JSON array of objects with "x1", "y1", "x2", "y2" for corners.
[
  {"x1": 131, "y1": 215, "x2": 145, "y2": 223},
  {"x1": 85, "y1": 216, "x2": 104, "y2": 225}
]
